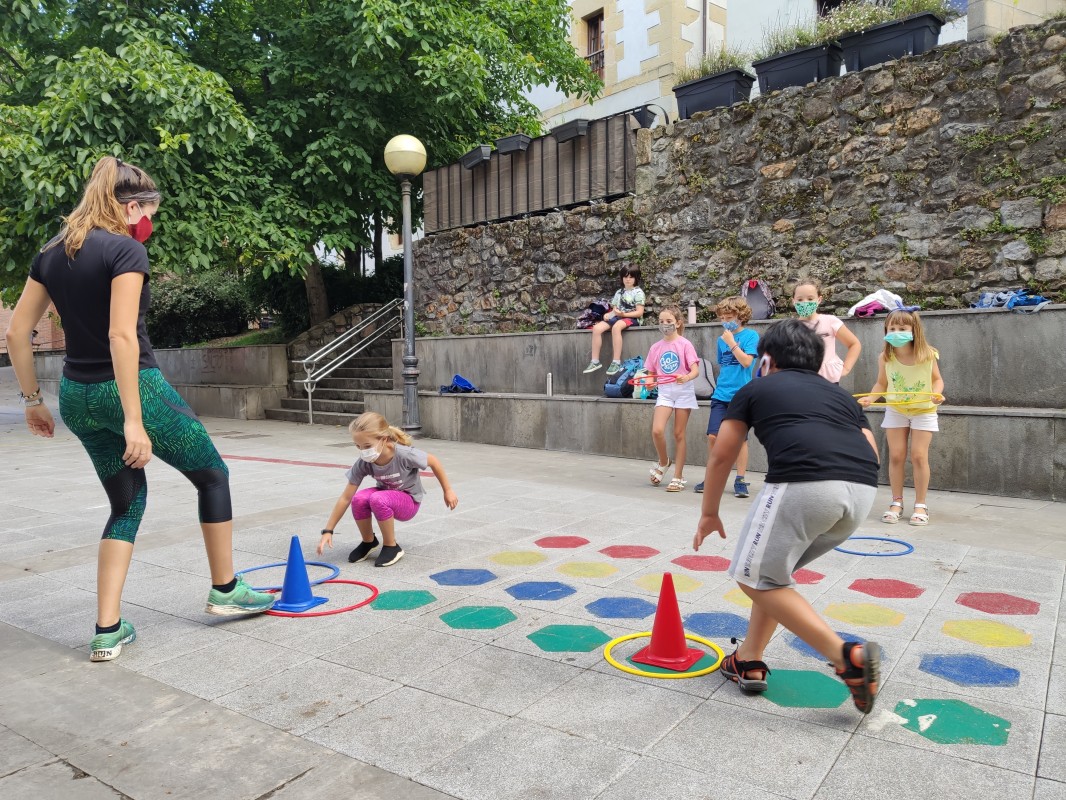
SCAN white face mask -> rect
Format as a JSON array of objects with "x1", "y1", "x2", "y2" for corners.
[{"x1": 358, "y1": 446, "x2": 382, "y2": 463}]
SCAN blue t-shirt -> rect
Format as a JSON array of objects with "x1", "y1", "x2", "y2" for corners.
[{"x1": 712, "y1": 328, "x2": 759, "y2": 402}]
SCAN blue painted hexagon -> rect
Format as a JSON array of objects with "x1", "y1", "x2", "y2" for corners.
[
  {"x1": 429, "y1": 568, "x2": 498, "y2": 587},
  {"x1": 683, "y1": 612, "x2": 748, "y2": 640},
  {"x1": 919, "y1": 654, "x2": 1020, "y2": 688},
  {"x1": 506, "y1": 581, "x2": 577, "y2": 601},
  {"x1": 789, "y1": 631, "x2": 867, "y2": 660},
  {"x1": 585, "y1": 597, "x2": 657, "y2": 619}
]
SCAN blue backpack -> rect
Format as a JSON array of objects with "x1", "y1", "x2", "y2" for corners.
[
  {"x1": 603, "y1": 356, "x2": 643, "y2": 398},
  {"x1": 439, "y1": 374, "x2": 482, "y2": 394}
]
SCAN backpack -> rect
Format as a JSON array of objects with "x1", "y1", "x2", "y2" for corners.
[
  {"x1": 576, "y1": 298, "x2": 612, "y2": 330},
  {"x1": 741, "y1": 279, "x2": 776, "y2": 320},
  {"x1": 439, "y1": 374, "x2": 482, "y2": 394},
  {"x1": 603, "y1": 356, "x2": 643, "y2": 398},
  {"x1": 691, "y1": 357, "x2": 716, "y2": 400}
]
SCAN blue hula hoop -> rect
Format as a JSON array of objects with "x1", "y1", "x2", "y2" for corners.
[
  {"x1": 236, "y1": 561, "x2": 341, "y2": 591},
  {"x1": 834, "y1": 536, "x2": 914, "y2": 557}
]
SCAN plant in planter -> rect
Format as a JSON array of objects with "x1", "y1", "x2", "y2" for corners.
[
  {"x1": 751, "y1": 17, "x2": 842, "y2": 94},
  {"x1": 825, "y1": 0, "x2": 962, "y2": 73},
  {"x1": 672, "y1": 47, "x2": 755, "y2": 120}
]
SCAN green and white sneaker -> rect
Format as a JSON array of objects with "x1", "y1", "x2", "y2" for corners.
[
  {"x1": 90, "y1": 619, "x2": 136, "y2": 662},
  {"x1": 206, "y1": 575, "x2": 276, "y2": 616}
]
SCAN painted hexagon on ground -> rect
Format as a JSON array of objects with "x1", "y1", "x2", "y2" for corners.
[
  {"x1": 371, "y1": 589, "x2": 437, "y2": 611},
  {"x1": 764, "y1": 670, "x2": 850, "y2": 709},
  {"x1": 723, "y1": 588, "x2": 752, "y2": 608},
  {"x1": 942, "y1": 619, "x2": 1032, "y2": 647},
  {"x1": 429, "y1": 568, "x2": 497, "y2": 587},
  {"x1": 557, "y1": 562, "x2": 618, "y2": 578},
  {"x1": 919, "y1": 654, "x2": 1020, "y2": 687},
  {"x1": 535, "y1": 536, "x2": 590, "y2": 549},
  {"x1": 440, "y1": 606, "x2": 517, "y2": 630},
  {"x1": 527, "y1": 624, "x2": 612, "y2": 653},
  {"x1": 634, "y1": 573, "x2": 703, "y2": 593},
  {"x1": 956, "y1": 592, "x2": 1040, "y2": 616},
  {"x1": 849, "y1": 578, "x2": 925, "y2": 599},
  {"x1": 788, "y1": 632, "x2": 868, "y2": 660},
  {"x1": 599, "y1": 545, "x2": 660, "y2": 559},
  {"x1": 896, "y1": 698, "x2": 1010, "y2": 745},
  {"x1": 684, "y1": 612, "x2": 748, "y2": 640},
  {"x1": 489, "y1": 551, "x2": 548, "y2": 567},
  {"x1": 505, "y1": 581, "x2": 577, "y2": 601},
  {"x1": 671, "y1": 555, "x2": 730, "y2": 572},
  {"x1": 585, "y1": 597, "x2": 657, "y2": 619},
  {"x1": 793, "y1": 568, "x2": 825, "y2": 584},
  {"x1": 824, "y1": 603, "x2": 905, "y2": 627}
]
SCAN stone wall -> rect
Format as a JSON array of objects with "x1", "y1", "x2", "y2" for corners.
[{"x1": 415, "y1": 19, "x2": 1066, "y2": 335}]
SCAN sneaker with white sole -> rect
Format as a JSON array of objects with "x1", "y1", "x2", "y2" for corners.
[
  {"x1": 733, "y1": 476, "x2": 750, "y2": 498},
  {"x1": 206, "y1": 575, "x2": 276, "y2": 616},
  {"x1": 583, "y1": 361, "x2": 603, "y2": 374},
  {"x1": 374, "y1": 544, "x2": 405, "y2": 567},
  {"x1": 605, "y1": 361, "x2": 622, "y2": 376},
  {"x1": 90, "y1": 619, "x2": 136, "y2": 662},
  {"x1": 348, "y1": 538, "x2": 379, "y2": 563}
]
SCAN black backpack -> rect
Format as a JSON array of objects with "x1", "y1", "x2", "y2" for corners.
[{"x1": 741, "y1": 279, "x2": 776, "y2": 320}]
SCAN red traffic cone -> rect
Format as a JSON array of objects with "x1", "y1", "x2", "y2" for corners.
[
  {"x1": 273, "y1": 535, "x2": 329, "y2": 613},
  {"x1": 631, "y1": 573, "x2": 703, "y2": 671}
]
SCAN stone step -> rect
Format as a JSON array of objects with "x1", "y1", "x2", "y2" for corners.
[
  {"x1": 279, "y1": 397, "x2": 364, "y2": 414},
  {"x1": 297, "y1": 376, "x2": 391, "y2": 392},
  {"x1": 292, "y1": 388, "x2": 370, "y2": 401},
  {"x1": 290, "y1": 367, "x2": 393, "y2": 383},
  {"x1": 264, "y1": 408, "x2": 355, "y2": 426}
]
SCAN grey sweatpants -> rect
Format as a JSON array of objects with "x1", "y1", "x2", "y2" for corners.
[{"x1": 728, "y1": 481, "x2": 877, "y2": 590}]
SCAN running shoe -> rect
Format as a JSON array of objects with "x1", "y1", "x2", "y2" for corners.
[
  {"x1": 205, "y1": 575, "x2": 276, "y2": 616},
  {"x1": 375, "y1": 544, "x2": 405, "y2": 567},
  {"x1": 583, "y1": 361, "x2": 603, "y2": 374},
  {"x1": 733, "y1": 476, "x2": 750, "y2": 498},
  {"x1": 348, "y1": 538, "x2": 379, "y2": 563},
  {"x1": 90, "y1": 619, "x2": 136, "y2": 662}
]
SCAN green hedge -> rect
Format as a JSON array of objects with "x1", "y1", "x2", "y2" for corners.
[{"x1": 147, "y1": 273, "x2": 255, "y2": 348}]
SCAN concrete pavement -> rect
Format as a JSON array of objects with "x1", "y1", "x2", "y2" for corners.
[{"x1": 0, "y1": 365, "x2": 1063, "y2": 800}]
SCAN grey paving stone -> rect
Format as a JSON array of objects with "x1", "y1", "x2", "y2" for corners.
[
  {"x1": 111, "y1": 616, "x2": 237, "y2": 671},
  {"x1": 1041, "y1": 714, "x2": 1066, "y2": 782},
  {"x1": 816, "y1": 734, "x2": 1035, "y2": 800},
  {"x1": 307, "y1": 687, "x2": 507, "y2": 779},
  {"x1": 1035, "y1": 778, "x2": 1066, "y2": 800},
  {"x1": 418, "y1": 717, "x2": 636, "y2": 800},
  {"x1": 0, "y1": 574, "x2": 69, "y2": 605},
  {"x1": 216, "y1": 659, "x2": 400, "y2": 736},
  {"x1": 321, "y1": 623, "x2": 484, "y2": 683},
  {"x1": 649, "y1": 700, "x2": 850, "y2": 799},
  {"x1": 408, "y1": 597, "x2": 544, "y2": 644},
  {"x1": 596, "y1": 755, "x2": 786, "y2": 800},
  {"x1": 1051, "y1": 666, "x2": 1066, "y2": 715},
  {"x1": 266, "y1": 751, "x2": 455, "y2": 800},
  {"x1": 0, "y1": 758, "x2": 127, "y2": 799},
  {"x1": 0, "y1": 586, "x2": 97, "y2": 628},
  {"x1": 0, "y1": 725, "x2": 52, "y2": 778}
]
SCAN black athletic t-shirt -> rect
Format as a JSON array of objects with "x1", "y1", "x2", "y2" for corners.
[
  {"x1": 29, "y1": 229, "x2": 158, "y2": 382},
  {"x1": 724, "y1": 369, "x2": 879, "y2": 486}
]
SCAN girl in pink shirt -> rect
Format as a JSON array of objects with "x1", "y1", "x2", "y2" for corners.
[
  {"x1": 793, "y1": 280, "x2": 862, "y2": 384},
  {"x1": 645, "y1": 306, "x2": 700, "y2": 492}
]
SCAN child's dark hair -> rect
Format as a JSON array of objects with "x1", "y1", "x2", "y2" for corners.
[
  {"x1": 619, "y1": 264, "x2": 641, "y2": 286},
  {"x1": 757, "y1": 320, "x2": 825, "y2": 372}
]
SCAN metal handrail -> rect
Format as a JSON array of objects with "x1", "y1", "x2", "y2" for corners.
[{"x1": 295, "y1": 298, "x2": 404, "y2": 424}]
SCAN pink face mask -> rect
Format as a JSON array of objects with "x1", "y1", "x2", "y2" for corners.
[{"x1": 128, "y1": 215, "x2": 153, "y2": 243}]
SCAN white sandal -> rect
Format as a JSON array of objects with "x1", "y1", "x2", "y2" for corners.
[
  {"x1": 665, "y1": 477, "x2": 687, "y2": 492},
  {"x1": 881, "y1": 498, "x2": 904, "y2": 524},
  {"x1": 909, "y1": 504, "x2": 929, "y2": 526},
  {"x1": 649, "y1": 460, "x2": 671, "y2": 486}
]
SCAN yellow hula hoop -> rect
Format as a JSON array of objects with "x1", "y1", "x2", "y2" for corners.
[{"x1": 603, "y1": 631, "x2": 725, "y2": 679}]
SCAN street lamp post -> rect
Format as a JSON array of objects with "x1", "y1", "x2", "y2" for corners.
[{"x1": 384, "y1": 134, "x2": 427, "y2": 437}]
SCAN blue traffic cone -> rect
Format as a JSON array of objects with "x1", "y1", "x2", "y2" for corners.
[{"x1": 273, "y1": 535, "x2": 329, "y2": 613}]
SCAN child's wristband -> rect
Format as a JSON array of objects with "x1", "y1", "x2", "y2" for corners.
[{"x1": 320, "y1": 529, "x2": 333, "y2": 535}]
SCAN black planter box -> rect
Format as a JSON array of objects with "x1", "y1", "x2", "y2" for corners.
[
  {"x1": 460, "y1": 144, "x2": 492, "y2": 170},
  {"x1": 672, "y1": 69, "x2": 755, "y2": 120},
  {"x1": 495, "y1": 134, "x2": 532, "y2": 154},
  {"x1": 752, "y1": 43, "x2": 843, "y2": 94},
  {"x1": 551, "y1": 119, "x2": 589, "y2": 142},
  {"x1": 839, "y1": 12, "x2": 944, "y2": 72}
]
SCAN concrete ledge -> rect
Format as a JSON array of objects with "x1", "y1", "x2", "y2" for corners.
[{"x1": 362, "y1": 390, "x2": 1065, "y2": 501}]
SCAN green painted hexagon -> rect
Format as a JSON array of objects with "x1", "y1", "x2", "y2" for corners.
[
  {"x1": 371, "y1": 589, "x2": 437, "y2": 611},
  {"x1": 896, "y1": 699, "x2": 1010, "y2": 745},
  {"x1": 763, "y1": 669, "x2": 851, "y2": 709},
  {"x1": 439, "y1": 606, "x2": 517, "y2": 630},
  {"x1": 527, "y1": 624, "x2": 612, "y2": 653}
]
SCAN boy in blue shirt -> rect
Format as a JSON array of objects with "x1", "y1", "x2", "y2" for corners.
[{"x1": 694, "y1": 296, "x2": 759, "y2": 496}]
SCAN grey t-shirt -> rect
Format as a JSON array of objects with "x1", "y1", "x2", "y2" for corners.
[{"x1": 344, "y1": 444, "x2": 429, "y2": 504}]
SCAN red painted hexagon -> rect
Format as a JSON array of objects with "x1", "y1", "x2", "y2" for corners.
[
  {"x1": 535, "y1": 536, "x2": 590, "y2": 549},
  {"x1": 793, "y1": 569, "x2": 825, "y2": 584},
  {"x1": 672, "y1": 555, "x2": 730, "y2": 572},
  {"x1": 956, "y1": 592, "x2": 1040, "y2": 615},
  {"x1": 599, "y1": 545, "x2": 660, "y2": 559},
  {"x1": 849, "y1": 578, "x2": 925, "y2": 599}
]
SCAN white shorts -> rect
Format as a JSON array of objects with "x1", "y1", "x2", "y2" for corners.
[
  {"x1": 655, "y1": 381, "x2": 699, "y2": 410},
  {"x1": 881, "y1": 406, "x2": 939, "y2": 431}
]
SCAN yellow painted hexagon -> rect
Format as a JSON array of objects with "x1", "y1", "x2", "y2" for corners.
[
  {"x1": 556, "y1": 561, "x2": 618, "y2": 578},
  {"x1": 489, "y1": 551, "x2": 547, "y2": 567},
  {"x1": 635, "y1": 573, "x2": 703, "y2": 593},
  {"x1": 723, "y1": 588, "x2": 753, "y2": 608},
  {"x1": 824, "y1": 603, "x2": 905, "y2": 627},
  {"x1": 942, "y1": 619, "x2": 1033, "y2": 648}
]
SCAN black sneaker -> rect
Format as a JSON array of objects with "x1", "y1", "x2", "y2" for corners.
[
  {"x1": 348, "y1": 538, "x2": 379, "y2": 563},
  {"x1": 374, "y1": 544, "x2": 405, "y2": 567}
]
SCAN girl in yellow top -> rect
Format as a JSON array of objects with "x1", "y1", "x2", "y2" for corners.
[{"x1": 859, "y1": 311, "x2": 945, "y2": 526}]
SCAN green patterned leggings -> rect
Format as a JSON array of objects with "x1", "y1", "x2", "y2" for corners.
[{"x1": 60, "y1": 368, "x2": 231, "y2": 543}]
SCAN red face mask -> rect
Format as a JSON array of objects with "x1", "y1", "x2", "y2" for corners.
[{"x1": 128, "y1": 215, "x2": 153, "y2": 243}]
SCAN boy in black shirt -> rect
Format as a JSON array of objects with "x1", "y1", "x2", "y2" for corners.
[{"x1": 694, "y1": 320, "x2": 882, "y2": 713}]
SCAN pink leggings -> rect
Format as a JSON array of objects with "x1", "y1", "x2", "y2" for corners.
[{"x1": 351, "y1": 488, "x2": 420, "y2": 523}]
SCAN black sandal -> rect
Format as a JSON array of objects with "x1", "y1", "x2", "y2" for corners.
[
  {"x1": 720, "y1": 640, "x2": 770, "y2": 693},
  {"x1": 836, "y1": 641, "x2": 881, "y2": 714}
]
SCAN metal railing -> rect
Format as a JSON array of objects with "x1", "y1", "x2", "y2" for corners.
[
  {"x1": 295, "y1": 298, "x2": 404, "y2": 424},
  {"x1": 584, "y1": 49, "x2": 605, "y2": 81}
]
